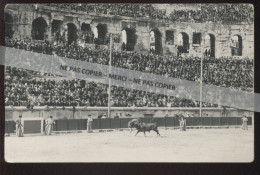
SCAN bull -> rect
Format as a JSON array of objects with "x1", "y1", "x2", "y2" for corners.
[
  {"x1": 134, "y1": 122, "x2": 160, "y2": 137},
  {"x1": 128, "y1": 119, "x2": 140, "y2": 133}
]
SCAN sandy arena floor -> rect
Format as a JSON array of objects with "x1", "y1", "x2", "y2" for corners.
[{"x1": 5, "y1": 128, "x2": 254, "y2": 163}]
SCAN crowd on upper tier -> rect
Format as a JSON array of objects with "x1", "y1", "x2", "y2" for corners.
[
  {"x1": 44, "y1": 4, "x2": 253, "y2": 23},
  {"x1": 4, "y1": 37, "x2": 253, "y2": 107}
]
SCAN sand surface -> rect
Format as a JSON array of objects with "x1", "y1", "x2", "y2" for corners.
[{"x1": 5, "y1": 128, "x2": 254, "y2": 162}]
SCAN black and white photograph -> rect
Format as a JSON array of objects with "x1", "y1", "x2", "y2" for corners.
[{"x1": 2, "y1": 3, "x2": 255, "y2": 163}]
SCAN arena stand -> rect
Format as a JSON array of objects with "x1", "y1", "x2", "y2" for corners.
[
  {"x1": 5, "y1": 37, "x2": 253, "y2": 108},
  {"x1": 44, "y1": 4, "x2": 253, "y2": 24}
]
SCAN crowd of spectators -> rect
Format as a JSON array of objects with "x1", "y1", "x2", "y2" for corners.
[
  {"x1": 44, "y1": 4, "x2": 253, "y2": 24},
  {"x1": 46, "y1": 4, "x2": 167, "y2": 19},
  {"x1": 5, "y1": 67, "x2": 214, "y2": 108},
  {"x1": 168, "y1": 4, "x2": 253, "y2": 23},
  {"x1": 4, "y1": 37, "x2": 253, "y2": 107}
]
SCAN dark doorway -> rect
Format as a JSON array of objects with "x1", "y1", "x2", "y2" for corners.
[
  {"x1": 192, "y1": 33, "x2": 201, "y2": 45},
  {"x1": 96, "y1": 24, "x2": 107, "y2": 45},
  {"x1": 204, "y1": 34, "x2": 215, "y2": 57},
  {"x1": 4, "y1": 13, "x2": 14, "y2": 38},
  {"x1": 52, "y1": 20, "x2": 62, "y2": 34},
  {"x1": 177, "y1": 32, "x2": 189, "y2": 55},
  {"x1": 150, "y1": 29, "x2": 162, "y2": 54},
  {"x1": 32, "y1": 17, "x2": 47, "y2": 40},
  {"x1": 81, "y1": 23, "x2": 93, "y2": 43},
  {"x1": 165, "y1": 30, "x2": 174, "y2": 45},
  {"x1": 231, "y1": 35, "x2": 242, "y2": 56},
  {"x1": 67, "y1": 23, "x2": 78, "y2": 45},
  {"x1": 81, "y1": 23, "x2": 91, "y2": 33},
  {"x1": 122, "y1": 28, "x2": 136, "y2": 51},
  {"x1": 209, "y1": 34, "x2": 215, "y2": 57}
]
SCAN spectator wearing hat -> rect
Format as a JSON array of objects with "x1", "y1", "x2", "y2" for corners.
[
  {"x1": 44, "y1": 116, "x2": 55, "y2": 135},
  {"x1": 241, "y1": 115, "x2": 248, "y2": 130},
  {"x1": 16, "y1": 115, "x2": 23, "y2": 137},
  {"x1": 102, "y1": 113, "x2": 107, "y2": 119},
  {"x1": 114, "y1": 113, "x2": 119, "y2": 119},
  {"x1": 87, "y1": 115, "x2": 93, "y2": 133},
  {"x1": 186, "y1": 113, "x2": 191, "y2": 117}
]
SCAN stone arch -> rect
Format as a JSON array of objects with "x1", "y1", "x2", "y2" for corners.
[
  {"x1": 81, "y1": 23, "x2": 91, "y2": 32},
  {"x1": 177, "y1": 32, "x2": 189, "y2": 55},
  {"x1": 95, "y1": 23, "x2": 107, "y2": 45},
  {"x1": 165, "y1": 30, "x2": 174, "y2": 45},
  {"x1": 150, "y1": 28, "x2": 162, "y2": 54},
  {"x1": 204, "y1": 33, "x2": 215, "y2": 57},
  {"x1": 122, "y1": 27, "x2": 136, "y2": 51},
  {"x1": 67, "y1": 23, "x2": 78, "y2": 45},
  {"x1": 81, "y1": 23, "x2": 93, "y2": 43},
  {"x1": 231, "y1": 35, "x2": 242, "y2": 56},
  {"x1": 32, "y1": 17, "x2": 48, "y2": 40},
  {"x1": 52, "y1": 20, "x2": 62, "y2": 34},
  {"x1": 4, "y1": 13, "x2": 14, "y2": 38}
]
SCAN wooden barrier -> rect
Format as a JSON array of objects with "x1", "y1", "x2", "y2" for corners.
[
  {"x1": 202, "y1": 117, "x2": 211, "y2": 126},
  {"x1": 111, "y1": 119, "x2": 121, "y2": 129},
  {"x1": 120, "y1": 118, "x2": 132, "y2": 128},
  {"x1": 248, "y1": 117, "x2": 252, "y2": 125},
  {"x1": 100, "y1": 118, "x2": 111, "y2": 129},
  {"x1": 5, "y1": 121, "x2": 16, "y2": 133},
  {"x1": 227, "y1": 117, "x2": 237, "y2": 125},
  {"x1": 211, "y1": 117, "x2": 220, "y2": 126},
  {"x1": 4, "y1": 117, "x2": 253, "y2": 133},
  {"x1": 78, "y1": 119, "x2": 87, "y2": 130},
  {"x1": 68, "y1": 119, "x2": 79, "y2": 130},
  {"x1": 153, "y1": 118, "x2": 165, "y2": 127},
  {"x1": 165, "y1": 117, "x2": 174, "y2": 127},
  {"x1": 92, "y1": 119, "x2": 101, "y2": 129},
  {"x1": 55, "y1": 120, "x2": 68, "y2": 131}
]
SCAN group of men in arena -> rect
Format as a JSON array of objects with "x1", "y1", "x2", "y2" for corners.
[
  {"x1": 15, "y1": 115, "x2": 55, "y2": 137},
  {"x1": 15, "y1": 114, "x2": 93, "y2": 137}
]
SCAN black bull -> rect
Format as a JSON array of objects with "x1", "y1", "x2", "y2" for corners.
[
  {"x1": 134, "y1": 122, "x2": 160, "y2": 137},
  {"x1": 128, "y1": 119, "x2": 140, "y2": 133}
]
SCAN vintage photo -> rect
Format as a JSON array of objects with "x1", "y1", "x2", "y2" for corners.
[{"x1": 3, "y1": 3, "x2": 254, "y2": 162}]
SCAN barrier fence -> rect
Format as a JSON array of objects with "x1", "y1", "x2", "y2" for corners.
[{"x1": 5, "y1": 117, "x2": 252, "y2": 133}]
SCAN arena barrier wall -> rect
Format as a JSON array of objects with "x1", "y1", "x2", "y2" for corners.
[
  {"x1": 23, "y1": 120, "x2": 42, "y2": 134},
  {"x1": 4, "y1": 117, "x2": 252, "y2": 134},
  {"x1": 5, "y1": 121, "x2": 16, "y2": 133}
]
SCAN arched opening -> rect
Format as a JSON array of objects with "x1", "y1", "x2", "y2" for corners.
[
  {"x1": 122, "y1": 28, "x2": 136, "y2": 51},
  {"x1": 122, "y1": 30, "x2": 127, "y2": 51},
  {"x1": 32, "y1": 17, "x2": 47, "y2": 40},
  {"x1": 81, "y1": 23, "x2": 93, "y2": 43},
  {"x1": 52, "y1": 20, "x2": 62, "y2": 43},
  {"x1": 165, "y1": 30, "x2": 174, "y2": 45},
  {"x1": 4, "y1": 13, "x2": 14, "y2": 38},
  {"x1": 150, "y1": 29, "x2": 162, "y2": 54},
  {"x1": 67, "y1": 23, "x2": 78, "y2": 45},
  {"x1": 52, "y1": 20, "x2": 62, "y2": 34},
  {"x1": 204, "y1": 34, "x2": 215, "y2": 57},
  {"x1": 177, "y1": 32, "x2": 189, "y2": 55},
  {"x1": 94, "y1": 24, "x2": 107, "y2": 45},
  {"x1": 81, "y1": 23, "x2": 91, "y2": 32},
  {"x1": 231, "y1": 35, "x2": 242, "y2": 56}
]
